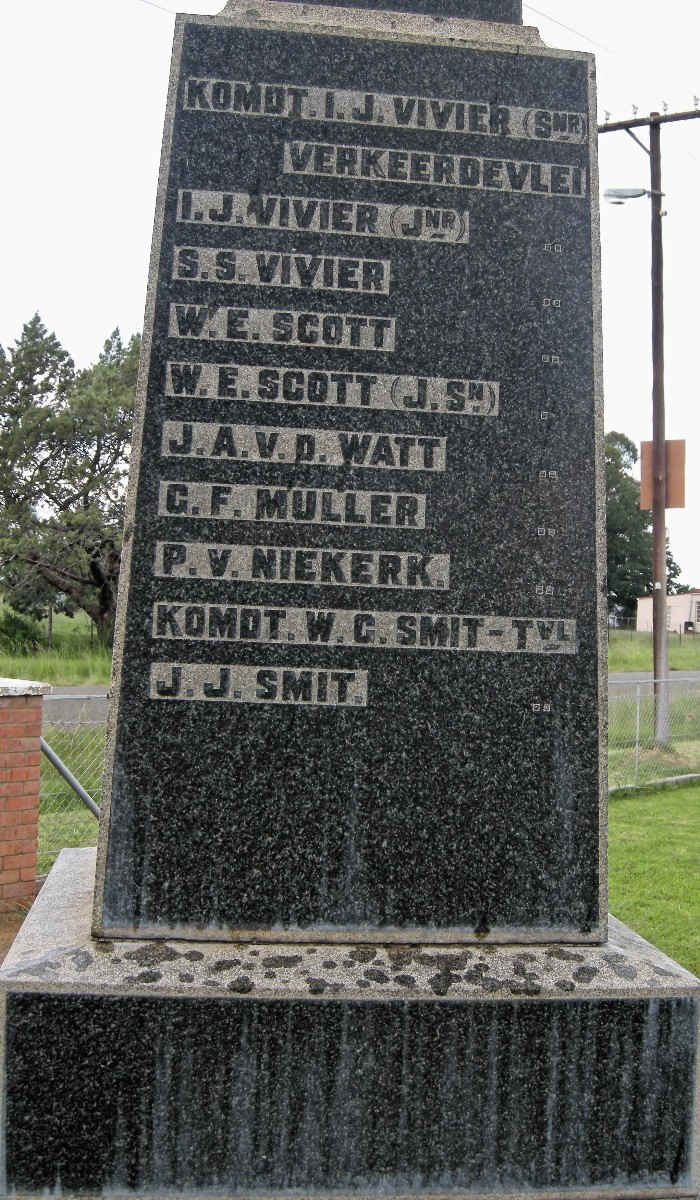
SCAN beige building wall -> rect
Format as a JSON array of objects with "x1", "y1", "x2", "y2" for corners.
[{"x1": 636, "y1": 590, "x2": 700, "y2": 632}]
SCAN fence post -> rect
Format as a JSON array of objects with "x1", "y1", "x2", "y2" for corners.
[
  {"x1": 634, "y1": 685, "x2": 641, "y2": 787},
  {"x1": 0, "y1": 678, "x2": 51, "y2": 911}
]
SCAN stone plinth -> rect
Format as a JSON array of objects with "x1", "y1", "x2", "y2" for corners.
[{"x1": 2, "y1": 849, "x2": 698, "y2": 1198}]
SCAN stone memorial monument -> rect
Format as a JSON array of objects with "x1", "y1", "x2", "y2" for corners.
[
  {"x1": 92, "y1": 0, "x2": 599, "y2": 946},
  {"x1": 0, "y1": 1, "x2": 697, "y2": 1196}
]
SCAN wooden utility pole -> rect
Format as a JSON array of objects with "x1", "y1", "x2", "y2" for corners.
[
  {"x1": 649, "y1": 113, "x2": 669, "y2": 743},
  {"x1": 599, "y1": 107, "x2": 700, "y2": 743}
]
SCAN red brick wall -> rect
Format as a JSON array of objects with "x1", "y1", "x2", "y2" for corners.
[{"x1": 0, "y1": 694, "x2": 42, "y2": 909}]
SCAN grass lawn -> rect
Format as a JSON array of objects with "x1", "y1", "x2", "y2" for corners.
[
  {"x1": 38, "y1": 805, "x2": 99, "y2": 876},
  {"x1": 0, "y1": 646, "x2": 112, "y2": 686},
  {"x1": 609, "y1": 629, "x2": 700, "y2": 673},
  {"x1": 608, "y1": 782, "x2": 699, "y2": 976}
]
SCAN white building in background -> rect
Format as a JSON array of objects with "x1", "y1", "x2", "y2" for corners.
[{"x1": 636, "y1": 589, "x2": 700, "y2": 633}]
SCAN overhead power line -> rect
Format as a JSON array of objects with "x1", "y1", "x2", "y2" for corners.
[
  {"x1": 599, "y1": 108, "x2": 700, "y2": 135},
  {"x1": 131, "y1": 0, "x2": 177, "y2": 15},
  {"x1": 522, "y1": 4, "x2": 612, "y2": 52}
]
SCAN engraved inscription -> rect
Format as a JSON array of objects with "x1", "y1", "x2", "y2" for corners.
[
  {"x1": 166, "y1": 362, "x2": 499, "y2": 416},
  {"x1": 183, "y1": 79, "x2": 588, "y2": 144},
  {"x1": 178, "y1": 190, "x2": 469, "y2": 243},
  {"x1": 158, "y1": 481, "x2": 426, "y2": 527},
  {"x1": 154, "y1": 541, "x2": 450, "y2": 589},
  {"x1": 284, "y1": 141, "x2": 586, "y2": 197},
  {"x1": 162, "y1": 422, "x2": 446, "y2": 471},
  {"x1": 174, "y1": 246, "x2": 391, "y2": 294},
  {"x1": 152, "y1": 603, "x2": 577, "y2": 654},
  {"x1": 142, "y1": 44, "x2": 590, "y2": 724},
  {"x1": 168, "y1": 304, "x2": 396, "y2": 351},
  {"x1": 150, "y1": 662, "x2": 368, "y2": 706}
]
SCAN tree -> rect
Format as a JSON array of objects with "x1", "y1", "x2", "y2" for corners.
[
  {"x1": 0, "y1": 316, "x2": 139, "y2": 643},
  {"x1": 605, "y1": 431, "x2": 684, "y2": 621}
]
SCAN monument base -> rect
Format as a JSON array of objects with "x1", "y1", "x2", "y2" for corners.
[{"x1": 1, "y1": 848, "x2": 697, "y2": 1198}]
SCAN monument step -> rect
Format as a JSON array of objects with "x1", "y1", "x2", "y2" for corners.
[{"x1": 1, "y1": 850, "x2": 696, "y2": 1199}]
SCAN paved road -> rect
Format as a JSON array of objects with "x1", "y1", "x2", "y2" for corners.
[
  {"x1": 609, "y1": 671, "x2": 700, "y2": 683},
  {"x1": 44, "y1": 685, "x2": 109, "y2": 725},
  {"x1": 609, "y1": 671, "x2": 700, "y2": 695},
  {"x1": 47, "y1": 686, "x2": 109, "y2": 697}
]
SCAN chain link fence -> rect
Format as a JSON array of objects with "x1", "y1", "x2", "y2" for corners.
[
  {"x1": 37, "y1": 679, "x2": 699, "y2": 868},
  {"x1": 39, "y1": 695, "x2": 106, "y2": 874},
  {"x1": 608, "y1": 677, "x2": 700, "y2": 791}
]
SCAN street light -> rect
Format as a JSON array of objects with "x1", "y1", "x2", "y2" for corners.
[
  {"x1": 604, "y1": 187, "x2": 649, "y2": 203},
  {"x1": 603, "y1": 117, "x2": 669, "y2": 744}
]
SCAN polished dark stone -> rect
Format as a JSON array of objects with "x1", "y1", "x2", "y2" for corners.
[
  {"x1": 5, "y1": 992, "x2": 695, "y2": 1195},
  {"x1": 97, "y1": 19, "x2": 600, "y2": 939},
  {"x1": 268, "y1": 0, "x2": 523, "y2": 21}
]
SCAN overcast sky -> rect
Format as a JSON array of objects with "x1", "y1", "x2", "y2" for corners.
[{"x1": 1, "y1": 0, "x2": 698, "y2": 583}]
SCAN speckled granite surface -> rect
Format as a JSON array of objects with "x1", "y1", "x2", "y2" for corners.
[{"x1": 264, "y1": 0, "x2": 523, "y2": 21}]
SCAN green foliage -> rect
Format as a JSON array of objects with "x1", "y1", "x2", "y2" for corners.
[
  {"x1": 0, "y1": 316, "x2": 139, "y2": 643},
  {"x1": 666, "y1": 550, "x2": 686, "y2": 595},
  {"x1": 605, "y1": 431, "x2": 683, "y2": 621},
  {"x1": 0, "y1": 607, "x2": 42, "y2": 654}
]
